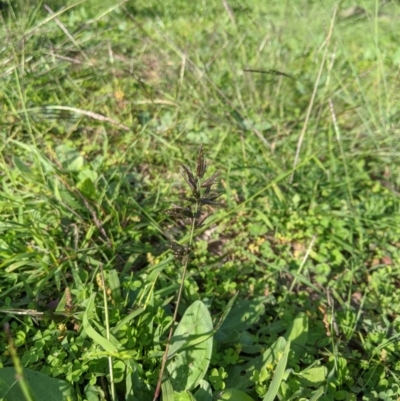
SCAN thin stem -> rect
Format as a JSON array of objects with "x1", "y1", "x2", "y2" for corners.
[
  {"x1": 290, "y1": 5, "x2": 337, "y2": 183},
  {"x1": 101, "y1": 267, "x2": 116, "y2": 401},
  {"x1": 153, "y1": 208, "x2": 197, "y2": 401}
]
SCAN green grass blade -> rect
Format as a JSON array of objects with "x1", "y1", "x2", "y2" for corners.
[
  {"x1": 167, "y1": 300, "x2": 213, "y2": 391},
  {"x1": 262, "y1": 340, "x2": 291, "y2": 401},
  {"x1": 82, "y1": 293, "x2": 118, "y2": 354}
]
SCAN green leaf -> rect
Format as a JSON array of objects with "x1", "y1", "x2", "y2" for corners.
[
  {"x1": 55, "y1": 144, "x2": 84, "y2": 171},
  {"x1": 225, "y1": 337, "x2": 287, "y2": 391},
  {"x1": 218, "y1": 389, "x2": 255, "y2": 401},
  {"x1": 284, "y1": 312, "x2": 308, "y2": 357},
  {"x1": 309, "y1": 386, "x2": 325, "y2": 401},
  {"x1": 13, "y1": 156, "x2": 32, "y2": 175},
  {"x1": 297, "y1": 366, "x2": 327, "y2": 387},
  {"x1": 216, "y1": 298, "x2": 265, "y2": 343},
  {"x1": 174, "y1": 391, "x2": 196, "y2": 401},
  {"x1": 10, "y1": 140, "x2": 55, "y2": 173},
  {"x1": 113, "y1": 360, "x2": 126, "y2": 383},
  {"x1": 107, "y1": 269, "x2": 122, "y2": 304},
  {"x1": 193, "y1": 380, "x2": 212, "y2": 401},
  {"x1": 77, "y1": 169, "x2": 98, "y2": 198},
  {"x1": 0, "y1": 368, "x2": 77, "y2": 401},
  {"x1": 214, "y1": 292, "x2": 239, "y2": 331},
  {"x1": 285, "y1": 312, "x2": 308, "y2": 344},
  {"x1": 112, "y1": 307, "x2": 145, "y2": 334},
  {"x1": 162, "y1": 379, "x2": 174, "y2": 401},
  {"x1": 77, "y1": 177, "x2": 96, "y2": 198},
  {"x1": 85, "y1": 385, "x2": 101, "y2": 401},
  {"x1": 209, "y1": 368, "x2": 227, "y2": 391},
  {"x1": 82, "y1": 293, "x2": 118, "y2": 354},
  {"x1": 263, "y1": 340, "x2": 291, "y2": 401},
  {"x1": 167, "y1": 300, "x2": 213, "y2": 391},
  {"x1": 125, "y1": 360, "x2": 148, "y2": 400}
]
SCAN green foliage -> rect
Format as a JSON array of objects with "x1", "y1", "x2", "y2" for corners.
[
  {"x1": 0, "y1": 368, "x2": 76, "y2": 401},
  {"x1": 167, "y1": 301, "x2": 213, "y2": 391},
  {"x1": 2, "y1": 0, "x2": 400, "y2": 400}
]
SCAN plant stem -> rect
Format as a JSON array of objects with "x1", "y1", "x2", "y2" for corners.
[
  {"x1": 152, "y1": 209, "x2": 197, "y2": 401},
  {"x1": 101, "y1": 267, "x2": 116, "y2": 401}
]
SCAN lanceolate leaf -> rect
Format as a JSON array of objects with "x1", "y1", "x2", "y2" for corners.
[
  {"x1": 263, "y1": 340, "x2": 291, "y2": 401},
  {"x1": 284, "y1": 312, "x2": 308, "y2": 358},
  {"x1": 0, "y1": 368, "x2": 77, "y2": 401},
  {"x1": 166, "y1": 301, "x2": 213, "y2": 392},
  {"x1": 82, "y1": 293, "x2": 118, "y2": 354}
]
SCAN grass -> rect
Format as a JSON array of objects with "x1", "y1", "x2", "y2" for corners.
[{"x1": 1, "y1": 0, "x2": 400, "y2": 400}]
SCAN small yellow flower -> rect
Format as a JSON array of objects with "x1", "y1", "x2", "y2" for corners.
[{"x1": 147, "y1": 253, "x2": 155, "y2": 265}]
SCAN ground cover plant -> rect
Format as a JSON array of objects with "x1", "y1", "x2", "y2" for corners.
[{"x1": 1, "y1": 0, "x2": 400, "y2": 400}]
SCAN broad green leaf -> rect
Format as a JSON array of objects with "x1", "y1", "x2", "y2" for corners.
[
  {"x1": 67, "y1": 155, "x2": 84, "y2": 171},
  {"x1": 174, "y1": 391, "x2": 196, "y2": 401},
  {"x1": 284, "y1": 312, "x2": 308, "y2": 357},
  {"x1": 193, "y1": 380, "x2": 212, "y2": 401},
  {"x1": 297, "y1": 366, "x2": 327, "y2": 387},
  {"x1": 225, "y1": 337, "x2": 286, "y2": 391},
  {"x1": 167, "y1": 302, "x2": 213, "y2": 359},
  {"x1": 218, "y1": 389, "x2": 255, "y2": 401},
  {"x1": 78, "y1": 169, "x2": 98, "y2": 182},
  {"x1": 0, "y1": 368, "x2": 76, "y2": 401},
  {"x1": 167, "y1": 300, "x2": 213, "y2": 391},
  {"x1": 285, "y1": 312, "x2": 308, "y2": 343},
  {"x1": 216, "y1": 298, "x2": 265, "y2": 343},
  {"x1": 162, "y1": 379, "x2": 174, "y2": 401},
  {"x1": 82, "y1": 293, "x2": 118, "y2": 354},
  {"x1": 263, "y1": 340, "x2": 291, "y2": 401},
  {"x1": 55, "y1": 144, "x2": 84, "y2": 171}
]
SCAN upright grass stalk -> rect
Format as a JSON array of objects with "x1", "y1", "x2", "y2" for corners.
[
  {"x1": 99, "y1": 267, "x2": 116, "y2": 401},
  {"x1": 290, "y1": 5, "x2": 337, "y2": 183},
  {"x1": 153, "y1": 145, "x2": 221, "y2": 401}
]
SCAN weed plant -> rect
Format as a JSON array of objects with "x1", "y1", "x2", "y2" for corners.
[{"x1": 153, "y1": 145, "x2": 222, "y2": 399}]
